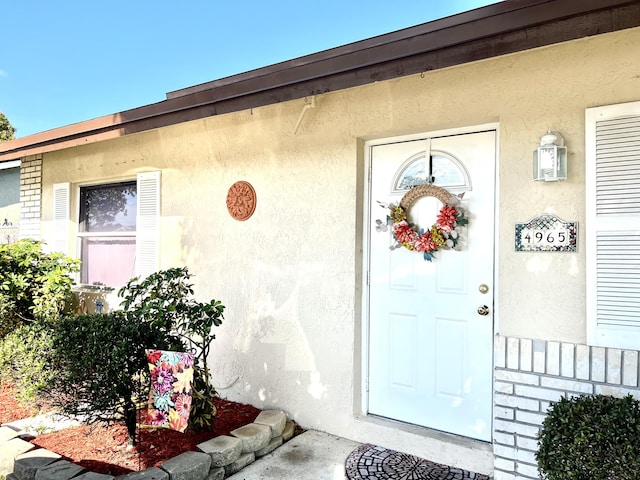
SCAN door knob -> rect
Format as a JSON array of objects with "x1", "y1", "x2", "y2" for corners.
[{"x1": 477, "y1": 305, "x2": 490, "y2": 316}]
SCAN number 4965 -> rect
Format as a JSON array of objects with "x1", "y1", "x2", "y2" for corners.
[{"x1": 523, "y1": 229, "x2": 568, "y2": 245}]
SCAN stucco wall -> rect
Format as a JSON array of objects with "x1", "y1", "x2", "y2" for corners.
[{"x1": 38, "y1": 27, "x2": 640, "y2": 473}]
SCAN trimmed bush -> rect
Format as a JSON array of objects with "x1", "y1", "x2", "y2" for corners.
[
  {"x1": 536, "y1": 394, "x2": 640, "y2": 480},
  {"x1": 43, "y1": 312, "x2": 183, "y2": 444},
  {"x1": 0, "y1": 239, "x2": 79, "y2": 337},
  {"x1": 0, "y1": 322, "x2": 55, "y2": 405}
]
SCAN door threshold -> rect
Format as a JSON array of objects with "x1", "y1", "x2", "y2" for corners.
[{"x1": 356, "y1": 412, "x2": 493, "y2": 452}]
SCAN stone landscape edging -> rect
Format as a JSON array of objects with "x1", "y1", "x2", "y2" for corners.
[{"x1": 1, "y1": 409, "x2": 295, "y2": 480}]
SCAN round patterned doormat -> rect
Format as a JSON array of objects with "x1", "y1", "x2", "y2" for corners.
[{"x1": 345, "y1": 444, "x2": 490, "y2": 480}]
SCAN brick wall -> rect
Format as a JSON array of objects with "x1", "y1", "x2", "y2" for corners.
[
  {"x1": 493, "y1": 335, "x2": 640, "y2": 479},
  {"x1": 19, "y1": 155, "x2": 42, "y2": 240}
]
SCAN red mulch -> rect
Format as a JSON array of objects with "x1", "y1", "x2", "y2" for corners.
[
  {"x1": 1, "y1": 384, "x2": 262, "y2": 476},
  {"x1": 0, "y1": 383, "x2": 41, "y2": 421}
]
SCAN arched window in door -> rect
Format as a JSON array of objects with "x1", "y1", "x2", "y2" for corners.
[{"x1": 392, "y1": 150, "x2": 471, "y2": 193}]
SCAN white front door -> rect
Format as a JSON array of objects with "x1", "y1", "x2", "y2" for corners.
[{"x1": 366, "y1": 129, "x2": 495, "y2": 441}]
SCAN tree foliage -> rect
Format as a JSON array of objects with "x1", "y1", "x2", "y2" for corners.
[
  {"x1": 82, "y1": 183, "x2": 136, "y2": 231},
  {"x1": 0, "y1": 240, "x2": 80, "y2": 337},
  {"x1": 119, "y1": 267, "x2": 225, "y2": 431},
  {"x1": 0, "y1": 112, "x2": 16, "y2": 142}
]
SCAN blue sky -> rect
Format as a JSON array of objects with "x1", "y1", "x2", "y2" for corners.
[{"x1": 2, "y1": 1, "x2": 499, "y2": 138}]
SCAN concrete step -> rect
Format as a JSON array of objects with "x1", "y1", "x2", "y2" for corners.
[{"x1": 226, "y1": 430, "x2": 361, "y2": 480}]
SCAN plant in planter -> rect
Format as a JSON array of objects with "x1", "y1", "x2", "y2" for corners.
[
  {"x1": 536, "y1": 394, "x2": 640, "y2": 480},
  {"x1": 119, "y1": 267, "x2": 225, "y2": 431}
]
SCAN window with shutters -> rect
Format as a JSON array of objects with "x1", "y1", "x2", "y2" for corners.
[
  {"x1": 54, "y1": 171, "x2": 160, "y2": 288},
  {"x1": 78, "y1": 181, "x2": 137, "y2": 287},
  {"x1": 586, "y1": 101, "x2": 640, "y2": 349}
]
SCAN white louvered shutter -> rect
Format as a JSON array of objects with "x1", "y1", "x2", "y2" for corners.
[
  {"x1": 586, "y1": 102, "x2": 640, "y2": 349},
  {"x1": 135, "y1": 171, "x2": 160, "y2": 280},
  {"x1": 52, "y1": 182, "x2": 70, "y2": 254}
]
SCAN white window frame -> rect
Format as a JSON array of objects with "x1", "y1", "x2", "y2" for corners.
[
  {"x1": 586, "y1": 101, "x2": 640, "y2": 349},
  {"x1": 77, "y1": 179, "x2": 137, "y2": 286},
  {"x1": 53, "y1": 170, "x2": 160, "y2": 287}
]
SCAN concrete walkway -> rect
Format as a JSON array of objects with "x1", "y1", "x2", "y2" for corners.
[{"x1": 226, "y1": 430, "x2": 360, "y2": 480}]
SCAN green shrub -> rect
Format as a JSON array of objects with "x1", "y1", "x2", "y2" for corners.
[
  {"x1": 119, "y1": 267, "x2": 224, "y2": 431},
  {"x1": 0, "y1": 240, "x2": 80, "y2": 336},
  {"x1": 43, "y1": 312, "x2": 183, "y2": 445},
  {"x1": 536, "y1": 394, "x2": 640, "y2": 480},
  {"x1": 2, "y1": 265, "x2": 225, "y2": 442},
  {"x1": 0, "y1": 322, "x2": 55, "y2": 405}
]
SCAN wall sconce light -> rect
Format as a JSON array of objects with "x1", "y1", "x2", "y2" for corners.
[{"x1": 533, "y1": 131, "x2": 567, "y2": 182}]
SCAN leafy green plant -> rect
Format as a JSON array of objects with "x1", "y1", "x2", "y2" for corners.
[
  {"x1": 0, "y1": 239, "x2": 80, "y2": 337},
  {"x1": 43, "y1": 312, "x2": 182, "y2": 445},
  {"x1": 0, "y1": 321, "x2": 55, "y2": 404},
  {"x1": 537, "y1": 394, "x2": 640, "y2": 480},
  {"x1": 119, "y1": 267, "x2": 224, "y2": 431}
]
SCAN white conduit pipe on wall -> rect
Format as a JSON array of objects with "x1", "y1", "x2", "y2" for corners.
[{"x1": 293, "y1": 96, "x2": 316, "y2": 134}]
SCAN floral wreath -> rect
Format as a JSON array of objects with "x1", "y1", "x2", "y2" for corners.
[{"x1": 376, "y1": 184, "x2": 468, "y2": 262}]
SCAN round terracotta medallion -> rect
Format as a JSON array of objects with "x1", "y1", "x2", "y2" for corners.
[{"x1": 226, "y1": 181, "x2": 257, "y2": 221}]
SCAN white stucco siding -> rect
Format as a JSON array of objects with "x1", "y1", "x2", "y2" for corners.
[{"x1": 37, "y1": 26, "x2": 640, "y2": 474}]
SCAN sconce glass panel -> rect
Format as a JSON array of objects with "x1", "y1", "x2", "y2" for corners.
[{"x1": 533, "y1": 132, "x2": 567, "y2": 181}]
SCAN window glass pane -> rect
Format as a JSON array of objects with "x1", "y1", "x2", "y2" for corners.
[
  {"x1": 79, "y1": 181, "x2": 138, "y2": 287},
  {"x1": 431, "y1": 156, "x2": 466, "y2": 186},
  {"x1": 0, "y1": 167, "x2": 20, "y2": 240},
  {"x1": 0, "y1": 167, "x2": 20, "y2": 208},
  {"x1": 83, "y1": 182, "x2": 137, "y2": 232},
  {"x1": 396, "y1": 158, "x2": 428, "y2": 190},
  {"x1": 81, "y1": 237, "x2": 136, "y2": 287},
  {"x1": 394, "y1": 154, "x2": 467, "y2": 190}
]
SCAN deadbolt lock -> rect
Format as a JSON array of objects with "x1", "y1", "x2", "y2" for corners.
[{"x1": 479, "y1": 284, "x2": 489, "y2": 294}]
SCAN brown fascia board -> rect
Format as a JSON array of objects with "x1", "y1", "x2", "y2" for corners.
[{"x1": 1, "y1": 0, "x2": 639, "y2": 162}]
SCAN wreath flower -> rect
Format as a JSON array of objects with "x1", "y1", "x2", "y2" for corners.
[{"x1": 376, "y1": 185, "x2": 468, "y2": 262}]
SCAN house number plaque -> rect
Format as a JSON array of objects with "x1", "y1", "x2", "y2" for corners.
[{"x1": 515, "y1": 214, "x2": 577, "y2": 252}]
